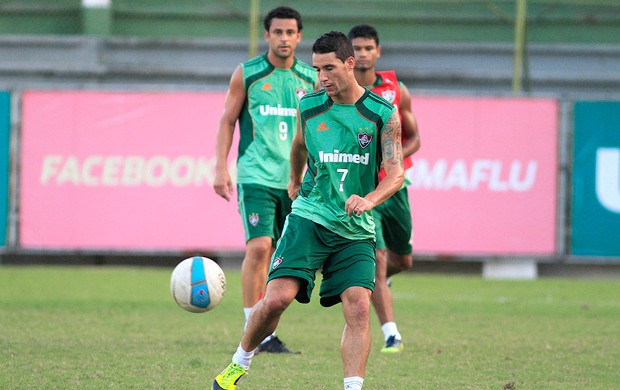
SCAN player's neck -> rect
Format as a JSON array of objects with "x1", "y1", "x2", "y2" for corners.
[
  {"x1": 333, "y1": 84, "x2": 366, "y2": 105},
  {"x1": 267, "y1": 51, "x2": 295, "y2": 69},
  {"x1": 354, "y1": 68, "x2": 377, "y2": 88}
]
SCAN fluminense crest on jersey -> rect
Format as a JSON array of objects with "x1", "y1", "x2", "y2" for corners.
[
  {"x1": 248, "y1": 212, "x2": 259, "y2": 226},
  {"x1": 259, "y1": 104, "x2": 297, "y2": 117},
  {"x1": 358, "y1": 132, "x2": 373, "y2": 149},
  {"x1": 319, "y1": 150, "x2": 370, "y2": 165},
  {"x1": 381, "y1": 90, "x2": 396, "y2": 103},
  {"x1": 295, "y1": 88, "x2": 308, "y2": 100},
  {"x1": 272, "y1": 256, "x2": 283, "y2": 269}
]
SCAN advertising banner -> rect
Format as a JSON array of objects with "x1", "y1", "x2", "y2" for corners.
[
  {"x1": 20, "y1": 92, "x2": 560, "y2": 255},
  {"x1": 572, "y1": 101, "x2": 620, "y2": 256},
  {"x1": 20, "y1": 91, "x2": 244, "y2": 251},
  {"x1": 408, "y1": 96, "x2": 558, "y2": 255},
  {"x1": 0, "y1": 91, "x2": 9, "y2": 247}
]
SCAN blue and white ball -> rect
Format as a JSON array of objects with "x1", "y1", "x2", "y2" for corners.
[{"x1": 170, "y1": 256, "x2": 226, "y2": 313}]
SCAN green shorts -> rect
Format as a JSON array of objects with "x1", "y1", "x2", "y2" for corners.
[
  {"x1": 267, "y1": 214, "x2": 376, "y2": 307},
  {"x1": 237, "y1": 183, "x2": 292, "y2": 245},
  {"x1": 373, "y1": 187, "x2": 413, "y2": 254}
]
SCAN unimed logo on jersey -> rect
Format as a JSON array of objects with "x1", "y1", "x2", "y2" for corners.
[
  {"x1": 319, "y1": 150, "x2": 369, "y2": 165},
  {"x1": 259, "y1": 104, "x2": 297, "y2": 117}
]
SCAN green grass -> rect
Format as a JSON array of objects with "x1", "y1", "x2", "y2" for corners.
[{"x1": 1, "y1": 266, "x2": 619, "y2": 389}]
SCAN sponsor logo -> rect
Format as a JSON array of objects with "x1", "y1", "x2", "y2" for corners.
[
  {"x1": 272, "y1": 256, "x2": 283, "y2": 269},
  {"x1": 248, "y1": 213, "x2": 259, "y2": 226},
  {"x1": 317, "y1": 122, "x2": 329, "y2": 131},
  {"x1": 39, "y1": 155, "x2": 223, "y2": 187},
  {"x1": 410, "y1": 158, "x2": 538, "y2": 192},
  {"x1": 319, "y1": 150, "x2": 369, "y2": 165},
  {"x1": 261, "y1": 82, "x2": 272, "y2": 91},
  {"x1": 259, "y1": 104, "x2": 297, "y2": 117},
  {"x1": 358, "y1": 132, "x2": 372, "y2": 149}
]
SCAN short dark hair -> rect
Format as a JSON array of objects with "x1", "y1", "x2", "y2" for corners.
[
  {"x1": 347, "y1": 24, "x2": 380, "y2": 46},
  {"x1": 312, "y1": 31, "x2": 354, "y2": 62},
  {"x1": 264, "y1": 6, "x2": 303, "y2": 31}
]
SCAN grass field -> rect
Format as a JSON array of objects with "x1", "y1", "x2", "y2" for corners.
[{"x1": 1, "y1": 265, "x2": 619, "y2": 389}]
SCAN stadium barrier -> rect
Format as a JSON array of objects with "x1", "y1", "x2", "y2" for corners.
[{"x1": 4, "y1": 90, "x2": 618, "y2": 274}]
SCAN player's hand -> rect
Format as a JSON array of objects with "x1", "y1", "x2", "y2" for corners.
[
  {"x1": 213, "y1": 169, "x2": 234, "y2": 201},
  {"x1": 288, "y1": 180, "x2": 301, "y2": 200},
  {"x1": 345, "y1": 195, "x2": 374, "y2": 217}
]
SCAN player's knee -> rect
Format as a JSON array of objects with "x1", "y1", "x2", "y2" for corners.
[
  {"x1": 342, "y1": 289, "x2": 371, "y2": 325},
  {"x1": 261, "y1": 293, "x2": 292, "y2": 316},
  {"x1": 245, "y1": 237, "x2": 274, "y2": 263},
  {"x1": 400, "y1": 254, "x2": 413, "y2": 271},
  {"x1": 389, "y1": 252, "x2": 412, "y2": 272}
]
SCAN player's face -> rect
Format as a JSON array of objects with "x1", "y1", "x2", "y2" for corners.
[
  {"x1": 265, "y1": 18, "x2": 301, "y2": 60},
  {"x1": 351, "y1": 37, "x2": 380, "y2": 71},
  {"x1": 313, "y1": 52, "x2": 354, "y2": 99}
]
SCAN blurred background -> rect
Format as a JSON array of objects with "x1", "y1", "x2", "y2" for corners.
[{"x1": 0, "y1": 0, "x2": 619, "y2": 278}]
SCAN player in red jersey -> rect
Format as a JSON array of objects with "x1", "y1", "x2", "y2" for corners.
[{"x1": 349, "y1": 24, "x2": 421, "y2": 353}]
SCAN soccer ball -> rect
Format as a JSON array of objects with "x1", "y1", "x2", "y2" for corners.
[{"x1": 170, "y1": 256, "x2": 226, "y2": 313}]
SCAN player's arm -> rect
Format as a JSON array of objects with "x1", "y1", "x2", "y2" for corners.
[
  {"x1": 399, "y1": 82, "x2": 420, "y2": 158},
  {"x1": 213, "y1": 66, "x2": 246, "y2": 201},
  {"x1": 288, "y1": 113, "x2": 308, "y2": 200},
  {"x1": 345, "y1": 109, "x2": 404, "y2": 216}
]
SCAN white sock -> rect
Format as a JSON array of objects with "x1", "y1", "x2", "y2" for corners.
[
  {"x1": 232, "y1": 343, "x2": 255, "y2": 370},
  {"x1": 344, "y1": 376, "x2": 364, "y2": 390},
  {"x1": 381, "y1": 321, "x2": 401, "y2": 342}
]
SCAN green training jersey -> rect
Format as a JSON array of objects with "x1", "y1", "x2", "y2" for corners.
[
  {"x1": 292, "y1": 89, "x2": 396, "y2": 240},
  {"x1": 236, "y1": 53, "x2": 318, "y2": 189}
]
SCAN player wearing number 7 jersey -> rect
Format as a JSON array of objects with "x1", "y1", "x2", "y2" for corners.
[
  {"x1": 211, "y1": 31, "x2": 404, "y2": 390},
  {"x1": 213, "y1": 6, "x2": 318, "y2": 354}
]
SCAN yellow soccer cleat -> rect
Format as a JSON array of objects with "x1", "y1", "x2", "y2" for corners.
[
  {"x1": 381, "y1": 335, "x2": 404, "y2": 353},
  {"x1": 212, "y1": 362, "x2": 247, "y2": 390}
]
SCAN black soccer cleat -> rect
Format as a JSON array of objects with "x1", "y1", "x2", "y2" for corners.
[{"x1": 256, "y1": 336, "x2": 300, "y2": 354}]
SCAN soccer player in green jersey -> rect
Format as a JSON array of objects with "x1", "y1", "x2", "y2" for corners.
[
  {"x1": 213, "y1": 6, "x2": 318, "y2": 354},
  {"x1": 213, "y1": 31, "x2": 404, "y2": 390},
  {"x1": 349, "y1": 24, "x2": 421, "y2": 354}
]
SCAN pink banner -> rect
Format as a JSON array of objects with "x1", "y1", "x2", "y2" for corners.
[
  {"x1": 20, "y1": 91, "x2": 245, "y2": 251},
  {"x1": 408, "y1": 96, "x2": 558, "y2": 254}
]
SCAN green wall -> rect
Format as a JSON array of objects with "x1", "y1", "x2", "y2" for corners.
[{"x1": 0, "y1": 0, "x2": 619, "y2": 44}]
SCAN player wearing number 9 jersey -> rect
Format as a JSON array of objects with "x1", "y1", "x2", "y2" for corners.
[
  {"x1": 213, "y1": 6, "x2": 318, "y2": 354},
  {"x1": 236, "y1": 55, "x2": 317, "y2": 188}
]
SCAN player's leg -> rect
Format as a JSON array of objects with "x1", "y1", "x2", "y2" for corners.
[
  {"x1": 241, "y1": 277, "x2": 301, "y2": 352},
  {"x1": 254, "y1": 188, "x2": 297, "y2": 353},
  {"x1": 341, "y1": 286, "x2": 372, "y2": 389},
  {"x1": 213, "y1": 277, "x2": 301, "y2": 390},
  {"x1": 386, "y1": 248, "x2": 413, "y2": 277},
  {"x1": 374, "y1": 188, "x2": 412, "y2": 352},
  {"x1": 241, "y1": 236, "x2": 272, "y2": 311},
  {"x1": 319, "y1": 237, "x2": 375, "y2": 390},
  {"x1": 237, "y1": 184, "x2": 283, "y2": 347},
  {"x1": 370, "y1": 205, "x2": 394, "y2": 330},
  {"x1": 371, "y1": 247, "x2": 397, "y2": 329}
]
